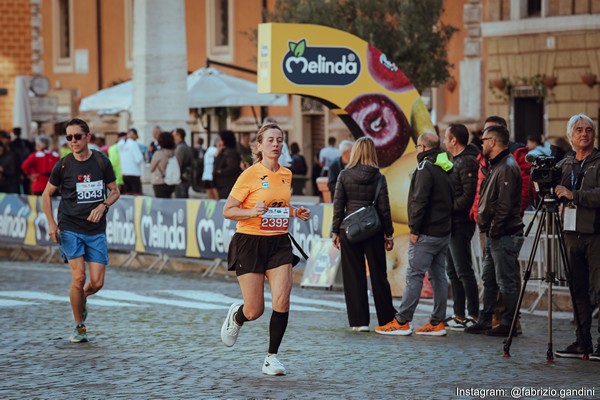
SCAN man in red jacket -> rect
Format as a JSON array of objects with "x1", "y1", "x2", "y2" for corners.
[{"x1": 22, "y1": 135, "x2": 60, "y2": 195}]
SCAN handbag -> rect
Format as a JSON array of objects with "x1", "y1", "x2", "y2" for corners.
[{"x1": 342, "y1": 175, "x2": 384, "y2": 244}]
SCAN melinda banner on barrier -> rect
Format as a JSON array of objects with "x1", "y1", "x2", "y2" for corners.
[
  {"x1": 0, "y1": 194, "x2": 326, "y2": 261},
  {"x1": 0, "y1": 193, "x2": 477, "y2": 298},
  {"x1": 0, "y1": 194, "x2": 32, "y2": 245},
  {"x1": 106, "y1": 196, "x2": 136, "y2": 250}
]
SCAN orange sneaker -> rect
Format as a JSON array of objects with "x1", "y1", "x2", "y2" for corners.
[
  {"x1": 374, "y1": 319, "x2": 412, "y2": 336},
  {"x1": 415, "y1": 322, "x2": 447, "y2": 336}
]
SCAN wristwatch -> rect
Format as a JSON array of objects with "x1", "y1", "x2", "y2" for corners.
[{"x1": 103, "y1": 202, "x2": 110, "y2": 211}]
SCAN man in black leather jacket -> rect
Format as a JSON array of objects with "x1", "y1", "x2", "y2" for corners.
[{"x1": 466, "y1": 125, "x2": 524, "y2": 336}]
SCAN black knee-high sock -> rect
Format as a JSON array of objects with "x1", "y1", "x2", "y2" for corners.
[
  {"x1": 268, "y1": 310, "x2": 289, "y2": 354},
  {"x1": 234, "y1": 304, "x2": 249, "y2": 325}
]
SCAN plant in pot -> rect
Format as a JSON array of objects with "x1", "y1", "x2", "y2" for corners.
[
  {"x1": 581, "y1": 73, "x2": 597, "y2": 88},
  {"x1": 542, "y1": 75, "x2": 558, "y2": 90},
  {"x1": 488, "y1": 77, "x2": 511, "y2": 101}
]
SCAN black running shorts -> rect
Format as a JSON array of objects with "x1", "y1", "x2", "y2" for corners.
[{"x1": 227, "y1": 233, "x2": 294, "y2": 276}]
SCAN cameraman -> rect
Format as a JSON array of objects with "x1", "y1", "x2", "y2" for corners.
[{"x1": 554, "y1": 113, "x2": 600, "y2": 360}]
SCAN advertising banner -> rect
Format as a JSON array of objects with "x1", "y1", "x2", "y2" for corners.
[
  {"x1": 194, "y1": 199, "x2": 236, "y2": 260},
  {"x1": 31, "y1": 196, "x2": 60, "y2": 247},
  {"x1": 257, "y1": 23, "x2": 436, "y2": 226},
  {"x1": 0, "y1": 194, "x2": 32, "y2": 245},
  {"x1": 136, "y1": 197, "x2": 188, "y2": 256},
  {"x1": 106, "y1": 196, "x2": 136, "y2": 250},
  {"x1": 300, "y1": 238, "x2": 342, "y2": 290},
  {"x1": 0, "y1": 194, "x2": 329, "y2": 266}
]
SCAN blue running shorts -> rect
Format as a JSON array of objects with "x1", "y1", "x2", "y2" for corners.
[{"x1": 58, "y1": 230, "x2": 109, "y2": 265}]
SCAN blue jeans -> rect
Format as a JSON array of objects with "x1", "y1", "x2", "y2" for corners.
[
  {"x1": 396, "y1": 234, "x2": 450, "y2": 325},
  {"x1": 446, "y1": 222, "x2": 479, "y2": 318},
  {"x1": 480, "y1": 234, "x2": 524, "y2": 327}
]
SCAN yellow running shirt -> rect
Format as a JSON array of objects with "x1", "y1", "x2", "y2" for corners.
[{"x1": 229, "y1": 162, "x2": 293, "y2": 236}]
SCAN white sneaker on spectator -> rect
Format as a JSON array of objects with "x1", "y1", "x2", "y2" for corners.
[
  {"x1": 221, "y1": 303, "x2": 242, "y2": 347},
  {"x1": 351, "y1": 326, "x2": 370, "y2": 332},
  {"x1": 445, "y1": 316, "x2": 467, "y2": 331},
  {"x1": 262, "y1": 354, "x2": 286, "y2": 376}
]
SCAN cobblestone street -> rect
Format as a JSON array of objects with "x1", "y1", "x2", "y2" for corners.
[{"x1": 1, "y1": 261, "x2": 599, "y2": 399}]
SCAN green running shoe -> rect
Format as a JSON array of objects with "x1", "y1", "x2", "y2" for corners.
[{"x1": 69, "y1": 324, "x2": 88, "y2": 343}]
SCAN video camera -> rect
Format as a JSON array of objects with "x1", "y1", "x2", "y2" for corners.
[{"x1": 526, "y1": 155, "x2": 562, "y2": 195}]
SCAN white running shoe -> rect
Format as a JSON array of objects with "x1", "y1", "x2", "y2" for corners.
[
  {"x1": 262, "y1": 354, "x2": 286, "y2": 376},
  {"x1": 351, "y1": 326, "x2": 370, "y2": 332},
  {"x1": 221, "y1": 303, "x2": 242, "y2": 347}
]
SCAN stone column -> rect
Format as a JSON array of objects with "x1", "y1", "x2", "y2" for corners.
[
  {"x1": 459, "y1": 1, "x2": 483, "y2": 120},
  {"x1": 131, "y1": 0, "x2": 189, "y2": 145},
  {"x1": 31, "y1": 0, "x2": 43, "y2": 75}
]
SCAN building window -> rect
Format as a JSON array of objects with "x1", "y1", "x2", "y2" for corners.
[
  {"x1": 53, "y1": 0, "x2": 74, "y2": 72},
  {"x1": 58, "y1": 0, "x2": 70, "y2": 58},
  {"x1": 215, "y1": 0, "x2": 229, "y2": 46},
  {"x1": 206, "y1": 0, "x2": 233, "y2": 62},
  {"x1": 124, "y1": 0, "x2": 134, "y2": 69},
  {"x1": 527, "y1": 0, "x2": 542, "y2": 16}
]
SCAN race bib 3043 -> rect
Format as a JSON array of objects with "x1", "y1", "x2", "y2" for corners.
[{"x1": 76, "y1": 180, "x2": 104, "y2": 204}]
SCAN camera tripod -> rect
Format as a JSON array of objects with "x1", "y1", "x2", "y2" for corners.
[{"x1": 502, "y1": 192, "x2": 584, "y2": 361}]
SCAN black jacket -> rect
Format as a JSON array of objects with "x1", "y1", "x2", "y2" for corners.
[
  {"x1": 557, "y1": 148, "x2": 600, "y2": 234},
  {"x1": 408, "y1": 148, "x2": 454, "y2": 237},
  {"x1": 450, "y1": 144, "x2": 480, "y2": 224},
  {"x1": 214, "y1": 147, "x2": 242, "y2": 191},
  {"x1": 327, "y1": 156, "x2": 345, "y2": 198},
  {"x1": 331, "y1": 164, "x2": 393, "y2": 238},
  {"x1": 175, "y1": 141, "x2": 194, "y2": 182},
  {"x1": 478, "y1": 149, "x2": 523, "y2": 237}
]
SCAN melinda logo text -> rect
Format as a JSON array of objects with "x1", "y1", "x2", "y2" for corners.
[{"x1": 282, "y1": 39, "x2": 360, "y2": 86}]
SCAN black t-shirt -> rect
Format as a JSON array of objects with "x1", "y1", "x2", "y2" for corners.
[{"x1": 49, "y1": 151, "x2": 117, "y2": 235}]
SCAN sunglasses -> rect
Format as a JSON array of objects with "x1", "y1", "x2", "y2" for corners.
[{"x1": 66, "y1": 133, "x2": 85, "y2": 142}]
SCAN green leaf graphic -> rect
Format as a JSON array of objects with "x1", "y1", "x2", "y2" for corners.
[
  {"x1": 289, "y1": 42, "x2": 297, "y2": 53},
  {"x1": 205, "y1": 200, "x2": 216, "y2": 219},
  {"x1": 144, "y1": 198, "x2": 152, "y2": 214},
  {"x1": 294, "y1": 39, "x2": 306, "y2": 57}
]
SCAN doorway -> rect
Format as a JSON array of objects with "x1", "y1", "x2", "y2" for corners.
[{"x1": 512, "y1": 96, "x2": 544, "y2": 144}]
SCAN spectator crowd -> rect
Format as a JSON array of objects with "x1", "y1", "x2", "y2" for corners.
[{"x1": 1, "y1": 111, "x2": 598, "y2": 360}]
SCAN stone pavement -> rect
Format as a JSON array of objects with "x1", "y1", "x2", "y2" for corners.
[{"x1": 0, "y1": 261, "x2": 599, "y2": 400}]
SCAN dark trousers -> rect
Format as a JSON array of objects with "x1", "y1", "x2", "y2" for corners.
[
  {"x1": 123, "y1": 175, "x2": 142, "y2": 195},
  {"x1": 446, "y1": 221, "x2": 479, "y2": 318},
  {"x1": 339, "y1": 230, "x2": 397, "y2": 326},
  {"x1": 175, "y1": 180, "x2": 190, "y2": 198},
  {"x1": 153, "y1": 184, "x2": 175, "y2": 199},
  {"x1": 564, "y1": 232, "x2": 600, "y2": 348}
]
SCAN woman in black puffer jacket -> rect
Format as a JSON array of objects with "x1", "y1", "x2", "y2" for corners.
[{"x1": 331, "y1": 137, "x2": 396, "y2": 332}]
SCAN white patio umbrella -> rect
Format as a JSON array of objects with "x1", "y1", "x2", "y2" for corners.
[
  {"x1": 79, "y1": 68, "x2": 287, "y2": 114},
  {"x1": 79, "y1": 80, "x2": 133, "y2": 115},
  {"x1": 12, "y1": 76, "x2": 33, "y2": 138},
  {"x1": 187, "y1": 67, "x2": 287, "y2": 108}
]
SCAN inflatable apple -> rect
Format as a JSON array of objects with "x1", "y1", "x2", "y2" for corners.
[
  {"x1": 345, "y1": 93, "x2": 411, "y2": 168},
  {"x1": 381, "y1": 150, "x2": 418, "y2": 225},
  {"x1": 366, "y1": 44, "x2": 414, "y2": 93},
  {"x1": 410, "y1": 96, "x2": 436, "y2": 141}
]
